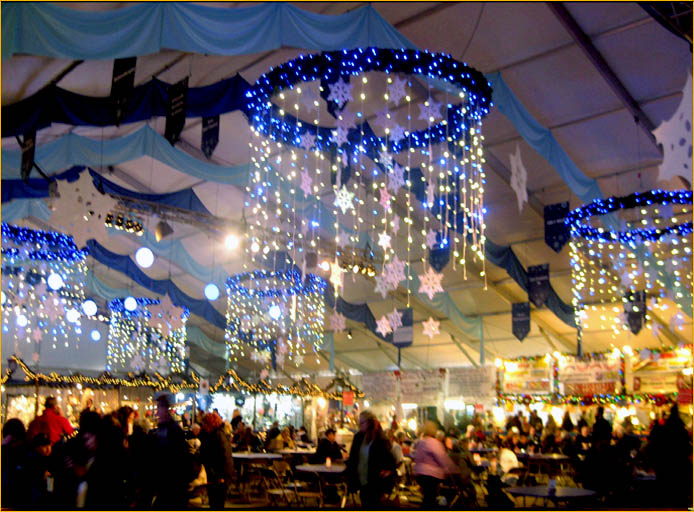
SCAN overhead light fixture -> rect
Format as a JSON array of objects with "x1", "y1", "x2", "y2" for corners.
[
  {"x1": 47, "y1": 273, "x2": 64, "y2": 291},
  {"x1": 16, "y1": 314, "x2": 28, "y2": 327},
  {"x1": 319, "y1": 260, "x2": 330, "y2": 272},
  {"x1": 90, "y1": 330, "x2": 102, "y2": 342},
  {"x1": 154, "y1": 220, "x2": 174, "y2": 242},
  {"x1": 204, "y1": 283, "x2": 220, "y2": 301},
  {"x1": 269, "y1": 304, "x2": 282, "y2": 320},
  {"x1": 224, "y1": 234, "x2": 239, "y2": 250},
  {"x1": 251, "y1": 242, "x2": 260, "y2": 253},
  {"x1": 66, "y1": 308, "x2": 81, "y2": 323},
  {"x1": 1, "y1": 291, "x2": 5, "y2": 305},
  {"x1": 135, "y1": 247, "x2": 155, "y2": 268}
]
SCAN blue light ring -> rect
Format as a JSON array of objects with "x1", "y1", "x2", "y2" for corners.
[
  {"x1": 246, "y1": 47, "x2": 492, "y2": 154},
  {"x1": 225, "y1": 270, "x2": 327, "y2": 298},
  {"x1": 566, "y1": 189, "x2": 693, "y2": 243}
]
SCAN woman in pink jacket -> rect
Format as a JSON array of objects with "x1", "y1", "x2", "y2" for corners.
[{"x1": 413, "y1": 421, "x2": 459, "y2": 508}]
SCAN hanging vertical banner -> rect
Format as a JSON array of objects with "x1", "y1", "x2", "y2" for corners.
[
  {"x1": 199, "y1": 378, "x2": 209, "y2": 396},
  {"x1": 201, "y1": 115, "x2": 220, "y2": 159},
  {"x1": 20, "y1": 131, "x2": 36, "y2": 183},
  {"x1": 512, "y1": 302, "x2": 530, "y2": 341},
  {"x1": 165, "y1": 77, "x2": 189, "y2": 145},
  {"x1": 544, "y1": 202, "x2": 570, "y2": 253},
  {"x1": 392, "y1": 308, "x2": 413, "y2": 348},
  {"x1": 110, "y1": 57, "x2": 137, "y2": 126},
  {"x1": 528, "y1": 264, "x2": 550, "y2": 308},
  {"x1": 429, "y1": 243, "x2": 450, "y2": 272},
  {"x1": 342, "y1": 390, "x2": 354, "y2": 406},
  {"x1": 624, "y1": 290, "x2": 646, "y2": 335},
  {"x1": 577, "y1": 324, "x2": 583, "y2": 358}
]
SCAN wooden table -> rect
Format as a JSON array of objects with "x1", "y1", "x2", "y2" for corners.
[
  {"x1": 233, "y1": 452, "x2": 282, "y2": 461},
  {"x1": 506, "y1": 485, "x2": 595, "y2": 507},
  {"x1": 296, "y1": 463, "x2": 346, "y2": 474},
  {"x1": 279, "y1": 448, "x2": 316, "y2": 456}
]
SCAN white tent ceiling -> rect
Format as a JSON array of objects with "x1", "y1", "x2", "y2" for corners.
[{"x1": 2, "y1": 2, "x2": 692, "y2": 379}]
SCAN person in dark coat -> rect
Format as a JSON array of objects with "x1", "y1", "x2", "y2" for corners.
[
  {"x1": 561, "y1": 411, "x2": 575, "y2": 433},
  {"x1": 2, "y1": 418, "x2": 28, "y2": 508},
  {"x1": 199, "y1": 412, "x2": 233, "y2": 509},
  {"x1": 346, "y1": 411, "x2": 396, "y2": 507},
  {"x1": 313, "y1": 428, "x2": 346, "y2": 463},
  {"x1": 591, "y1": 406, "x2": 612, "y2": 446}
]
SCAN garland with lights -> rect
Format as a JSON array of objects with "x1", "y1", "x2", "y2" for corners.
[
  {"x1": 225, "y1": 270, "x2": 327, "y2": 367},
  {"x1": 567, "y1": 189, "x2": 693, "y2": 336},
  {"x1": 107, "y1": 297, "x2": 189, "y2": 375},
  {"x1": 244, "y1": 47, "x2": 493, "y2": 313},
  {"x1": 1, "y1": 223, "x2": 89, "y2": 361}
]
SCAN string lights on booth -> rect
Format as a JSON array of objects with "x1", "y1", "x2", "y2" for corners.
[
  {"x1": 1, "y1": 223, "x2": 89, "y2": 360},
  {"x1": 567, "y1": 190, "x2": 693, "y2": 336},
  {"x1": 244, "y1": 47, "x2": 493, "y2": 300},
  {"x1": 225, "y1": 270, "x2": 327, "y2": 368},
  {"x1": 107, "y1": 297, "x2": 189, "y2": 374}
]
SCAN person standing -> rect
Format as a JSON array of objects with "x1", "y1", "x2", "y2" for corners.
[
  {"x1": 413, "y1": 421, "x2": 459, "y2": 508},
  {"x1": 199, "y1": 412, "x2": 233, "y2": 509},
  {"x1": 34, "y1": 396, "x2": 74, "y2": 446},
  {"x1": 346, "y1": 411, "x2": 396, "y2": 507}
]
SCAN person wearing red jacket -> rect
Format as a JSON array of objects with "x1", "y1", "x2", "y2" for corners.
[{"x1": 33, "y1": 397, "x2": 74, "y2": 446}]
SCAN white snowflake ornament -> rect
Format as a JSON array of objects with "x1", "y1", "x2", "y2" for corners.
[
  {"x1": 389, "y1": 124, "x2": 406, "y2": 145},
  {"x1": 387, "y1": 76, "x2": 408, "y2": 105},
  {"x1": 653, "y1": 72, "x2": 693, "y2": 183},
  {"x1": 376, "y1": 315, "x2": 393, "y2": 337},
  {"x1": 387, "y1": 308, "x2": 403, "y2": 332},
  {"x1": 422, "y1": 317, "x2": 440, "y2": 339},
  {"x1": 425, "y1": 230, "x2": 438, "y2": 249},
  {"x1": 332, "y1": 125, "x2": 350, "y2": 147},
  {"x1": 509, "y1": 144, "x2": 528, "y2": 212},
  {"x1": 387, "y1": 163, "x2": 405, "y2": 193},
  {"x1": 330, "y1": 311, "x2": 347, "y2": 333},
  {"x1": 327, "y1": 78, "x2": 353, "y2": 110},
  {"x1": 379, "y1": 188, "x2": 392, "y2": 211},
  {"x1": 418, "y1": 267, "x2": 444, "y2": 300},
  {"x1": 418, "y1": 100, "x2": 442, "y2": 122},
  {"x1": 378, "y1": 232, "x2": 392, "y2": 251},
  {"x1": 300, "y1": 170, "x2": 313, "y2": 196},
  {"x1": 336, "y1": 108, "x2": 358, "y2": 131},
  {"x1": 334, "y1": 186, "x2": 355, "y2": 214},
  {"x1": 299, "y1": 131, "x2": 316, "y2": 151}
]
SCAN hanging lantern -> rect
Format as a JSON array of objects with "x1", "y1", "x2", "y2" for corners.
[
  {"x1": 107, "y1": 297, "x2": 189, "y2": 374},
  {"x1": 1, "y1": 223, "x2": 88, "y2": 359},
  {"x1": 225, "y1": 270, "x2": 327, "y2": 367},
  {"x1": 567, "y1": 189, "x2": 693, "y2": 335},
  {"x1": 244, "y1": 47, "x2": 493, "y2": 300}
]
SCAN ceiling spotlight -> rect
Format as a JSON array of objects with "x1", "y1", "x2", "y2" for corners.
[
  {"x1": 47, "y1": 273, "x2": 64, "y2": 291},
  {"x1": 319, "y1": 261, "x2": 330, "y2": 272},
  {"x1": 154, "y1": 220, "x2": 174, "y2": 242},
  {"x1": 204, "y1": 283, "x2": 220, "y2": 301},
  {"x1": 81, "y1": 299, "x2": 98, "y2": 317},
  {"x1": 66, "y1": 308, "x2": 80, "y2": 323},
  {"x1": 16, "y1": 314, "x2": 28, "y2": 327},
  {"x1": 269, "y1": 304, "x2": 282, "y2": 320},
  {"x1": 251, "y1": 242, "x2": 260, "y2": 253},
  {"x1": 135, "y1": 247, "x2": 155, "y2": 268},
  {"x1": 225, "y1": 234, "x2": 239, "y2": 250},
  {"x1": 352, "y1": 264, "x2": 360, "y2": 274},
  {"x1": 90, "y1": 330, "x2": 102, "y2": 342},
  {"x1": 347, "y1": 330, "x2": 353, "y2": 340},
  {"x1": 1, "y1": 291, "x2": 6, "y2": 305},
  {"x1": 124, "y1": 296, "x2": 138, "y2": 311}
]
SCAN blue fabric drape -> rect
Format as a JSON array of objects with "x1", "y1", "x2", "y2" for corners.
[
  {"x1": 1, "y1": 198, "x2": 52, "y2": 223},
  {"x1": 1, "y1": 3, "x2": 415, "y2": 60},
  {"x1": 86, "y1": 239, "x2": 227, "y2": 329},
  {"x1": 2, "y1": 166, "x2": 211, "y2": 214}
]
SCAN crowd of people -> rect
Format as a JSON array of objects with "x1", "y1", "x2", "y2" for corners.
[{"x1": 2, "y1": 396, "x2": 692, "y2": 509}]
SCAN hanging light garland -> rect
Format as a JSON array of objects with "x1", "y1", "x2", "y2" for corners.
[
  {"x1": 244, "y1": 47, "x2": 493, "y2": 305},
  {"x1": 225, "y1": 270, "x2": 327, "y2": 367},
  {"x1": 566, "y1": 190, "x2": 693, "y2": 336},
  {"x1": 1, "y1": 223, "x2": 89, "y2": 361},
  {"x1": 107, "y1": 297, "x2": 189, "y2": 375}
]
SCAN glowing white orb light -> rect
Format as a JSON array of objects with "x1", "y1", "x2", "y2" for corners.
[
  {"x1": 204, "y1": 283, "x2": 220, "y2": 301},
  {"x1": 90, "y1": 330, "x2": 101, "y2": 342},
  {"x1": 81, "y1": 299, "x2": 98, "y2": 317},
  {"x1": 135, "y1": 247, "x2": 155, "y2": 268},
  {"x1": 225, "y1": 234, "x2": 239, "y2": 250},
  {"x1": 66, "y1": 308, "x2": 80, "y2": 323},
  {"x1": 269, "y1": 304, "x2": 282, "y2": 320},
  {"x1": 16, "y1": 314, "x2": 28, "y2": 327},
  {"x1": 47, "y1": 273, "x2": 64, "y2": 291},
  {"x1": 124, "y1": 296, "x2": 138, "y2": 311}
]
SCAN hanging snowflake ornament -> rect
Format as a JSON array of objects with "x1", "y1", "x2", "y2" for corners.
[
  {"x1": 336, "y1": 108, "x2": 358, "y2": 131},
  {"x1": 418, "y1": 267, "x2": 444, "y2": 300},
  {"x1": 299, "y1": 85, "x2": 318, "y2": 110},
  {"x1": 330, "y1": 311, "x2": 347, "y2": 333},
  {"x1": 653, "y1": 72, "x2": 692, "y2": 183},
  {"x1": 389, "y1": 123, "x2": 406, "y2": 145},
  {"x1": 374, "y1": 108, "x2": 392, "y2": 129},
  {"x1": 374, "y1": 271, "x2": 394, "y2": 299},
  {"x1": 378, "y1": 232, "x2": 392, "y2": 251},
  {"x1": 425, "y1": 230, "x2": 438, "y2": 249},
  {"x1": 387, "y1": 163, "x2": 405, "y2": 193},
  {"x1": 422, "y1": 317, "x2": 440, "y2": 339},
  {"x1": 300, "y1": 170, "x2": 313, "y2": 196},
  {"x1": 336, "y1": 231, "x2": 350, "y2": 248},
  {"x1": 379, "y1": 188, "x2": 392, "y2": 211},
  {"x1": 327, "y1": 78, "x2": 353, "y2": 110},
  {"x1": 384, "y1": 255, "x2": 406, "y2": 286},
  {"x1": 387, "y1": 308, "x2": 403, "y2": 332},
  {"x1": 334, "y1": 185, "x2": 356, "y2": 214},
  {"x1": 376, "y1": 315, "x2": 393, "y2": 337},
  {"x1": 378, "y1": 149, "x2": 394, "y2": 169},
  {"x1": 418, "y1": 100, "x2": 442, "y2": 122},
  {"x1": 391, "y1": 214, "x2": 401, "y2": 235},
  {"x1": 31, "y1": 327, "x2": 43, "y2": 342},
  {"x1": 299, "y1": 131, "x2": 316, "y2": 151},
  {"x1": 509, "y1": 144, "x2": 528, "y2": 212},
  {"x1": 332, "y1": 125, "x2": 350, "y2": 147},
  {"x1": 387, "y1": 76, "x2": 408, "y2": 105}
]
